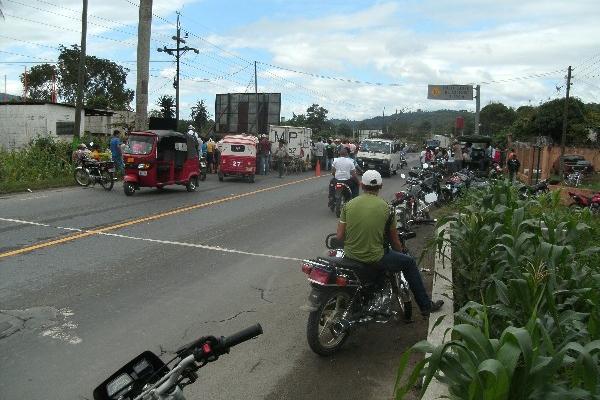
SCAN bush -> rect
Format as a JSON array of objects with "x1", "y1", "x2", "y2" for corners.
[
  {"x1": 0, "y1": 136, "x2": 75, "y2": 193},
  {"x1": 396, "y1": 180, "x2": 600, "y2": 399}
]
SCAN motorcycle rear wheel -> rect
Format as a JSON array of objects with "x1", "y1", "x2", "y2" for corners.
[
  {"x1": 307, "y1": 290, "x2": 351, "y2": 356},
  {"x1": 99, "y1": 171, "x2": 114, "y2": 191},
  {"x1": 334, "y1": 195, "x2": 346, "y2": 218},
  {"x1": 74, "y1": 168, "x2": 90, "y2": 187}
]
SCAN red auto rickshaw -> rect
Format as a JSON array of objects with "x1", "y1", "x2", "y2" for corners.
[
  {"x1": 217, "y1": 135, "x2": 258, "y2": 183},
  {"x1": 122, "y1": 130, "x2": 200, "y2": 196}
]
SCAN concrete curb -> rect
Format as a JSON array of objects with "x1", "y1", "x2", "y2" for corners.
[{"x1": 423, "y1": 223, "x2": 453, "y2": 399}]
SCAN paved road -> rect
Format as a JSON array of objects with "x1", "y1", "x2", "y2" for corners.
[{"x1": 0, "y1": 154, "x2": 432, "y2": 400}]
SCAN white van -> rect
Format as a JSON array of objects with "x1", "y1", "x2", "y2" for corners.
[{"x1": 356, "y1": 139, "x2": 402, "y2": 177}]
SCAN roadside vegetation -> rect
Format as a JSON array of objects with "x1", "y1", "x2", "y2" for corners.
[
  {"x1": 0, "y1": 135, "x2": 109, "y2": 194},
  {"x1": 395, "y1": 180, "x2": 600, "y2": 399}
]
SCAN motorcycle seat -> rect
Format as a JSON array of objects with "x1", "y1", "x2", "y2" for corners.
[{"x1": 322, "y1": 256, "x2": 381, "y2": 283}]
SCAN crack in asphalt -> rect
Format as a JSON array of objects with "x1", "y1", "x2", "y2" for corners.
[
  {"x1": 249, "y1": 360, "x2": 262, "y2": 373},
  {"x1": 251, "y1": 286, "x2": 273, "y2": 303}
]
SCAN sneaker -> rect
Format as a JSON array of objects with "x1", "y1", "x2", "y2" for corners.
[{"x1": 421, "y1": 300, "x2": 444, "y2": 317}]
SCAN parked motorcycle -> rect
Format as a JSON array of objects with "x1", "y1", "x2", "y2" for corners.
[
  {"x1": 564, "y1": 171, "x2": 583, "y2": 187},
  {"x1": 93, "y1": 324, "x2": 262, "y2": 400},
  {"x1": 518, "y1": 179, "x2": 549, "y2": 199},
  {"x1": 302, "y1": 232, "x2": 416, "y2": 356},
  {"x1": 399, "y1": 155, "x2": 407, "y2": 169},
  {"x1": 568, "y1": 191, "x2": 600, "y2": 214},
  {"x1": 74, "y1": 159, "x2": 115, "y2": 191}
]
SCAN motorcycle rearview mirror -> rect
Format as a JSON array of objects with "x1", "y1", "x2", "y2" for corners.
[{"x1": 400, "y1": 173, "x2": 406, "y2": 179}]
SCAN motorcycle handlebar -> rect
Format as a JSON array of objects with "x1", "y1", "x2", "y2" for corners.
[{"x1": 221, "y1": 324, "x2": 263, "y2": 350}]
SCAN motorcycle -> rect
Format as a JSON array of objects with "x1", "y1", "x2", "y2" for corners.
[
  {"x1": 93, "y1": 324, "x2": 262, "y2": 400},
  {"x1": 399, "y1": 155, "x2": 407, "y2": 169},
  {"x1": 329, "y1": 179, "x2": 354, "y2": 218},
  {"x1": 568, "y1": 191, "x2": 600, "y2": 214},
  {"x1": 518, "y1": 179, "x2": 549, "y2": 199},
  {"x1": 74, "y1": 159, "x2": 115, "y2": 191},
  {"x1": 302, "y1": 232, "x2": 417, "y2": 356},
  {"x1": 199, "y1": 156, "x2": 207, "y2": 181},
  {"x1": 564, "y1": 171, "x2": 583, "y2": 187}
]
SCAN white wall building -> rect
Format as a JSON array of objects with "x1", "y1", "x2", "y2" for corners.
[
  {"x1": 0, "y1": 103, "x2": 84, "y2": 150},
  {"x1": 0, "y1": 102, "x2": 134, "y2": 149}
]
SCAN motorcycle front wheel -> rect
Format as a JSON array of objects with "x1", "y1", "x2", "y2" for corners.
[
  {"x1": 307, "y1": 290, "x2": 351, "y2": 356},
  {"x1": 99, "y1": 170, "x2": 114, "y2": 191},
  {"x1": 393, "y1": 274, "x2": 413, "y2": 322},
  {"x1": 74, "y1": 168, "x2": 90, "y2": 186}
]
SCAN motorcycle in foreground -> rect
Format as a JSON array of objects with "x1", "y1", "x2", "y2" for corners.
[
  {"x1": 518, "y1": 179, "x2": 549, "y2": 199},
  {"x1": 74, "y1": 159, "x2": 116, "y2": 191},
  {"x1": 93, "y1": 324, "x2": 262, "y2": 400},
  {"x1": 302, "y1": 232, "x2": 416, "y2": 356}
]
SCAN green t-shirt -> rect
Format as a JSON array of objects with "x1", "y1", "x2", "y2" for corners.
[{"x1": 340, "y1": 193, "x2": 394, "y2": 263}]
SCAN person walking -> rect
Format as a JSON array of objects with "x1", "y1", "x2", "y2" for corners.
[
  {"x1": 336, "y1": 170, "x2": 444, "y2": 317},
  {"x1": 507, "y1": 153, "x2": 520, "y2": 183},
  {"x1": 110, "y1": 130, "x2": 124, "y2": 175},
  {"x1": 274, "y1": 139, "x2": 288, "y2": 178}
]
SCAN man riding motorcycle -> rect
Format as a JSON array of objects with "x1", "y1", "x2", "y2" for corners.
[
  {"x1": 328, "y1": 147, "x2": 359, "y2": 208},
  {"x1": 336, "y1": 170, "x2": 444, "y2": 317}
]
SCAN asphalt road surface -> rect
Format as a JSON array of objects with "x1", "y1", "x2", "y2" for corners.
[{"x1": 0, "y1": 154, "x2": 434, "y2": 400}]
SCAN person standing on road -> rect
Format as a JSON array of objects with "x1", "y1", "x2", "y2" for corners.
[
  {"x1": 206, "y1": 138, "x2": 216, "y2": 173},
  {"x1": 110, "y1": 130, "x2": 124, "y2": 175},
  {"x1": 326, "y1": 139, "x2": 335, "y2": 171},
  {"x1": 274, "y1": 139, "x2": 288, "y2": 178},
  {"x1": 336, "y1": 170, "x2": 444, "y2": 317},
  {"x1": 507, "y1": 153, "x2": 520, "y2": 183},
  {"x1": 452, "y1": 141, "x2": 462, "y2": 171},
  {"x1": 348, "y1": 141, "x2": 357, "y2": 159},
  {"x1": 258, "y1": 135, "x2": 271, "y2": 175},
  {"x1": 315, "y1": 138, "x2": 325, "y2": 170}
]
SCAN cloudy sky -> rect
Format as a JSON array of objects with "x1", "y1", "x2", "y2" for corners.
[{"x1": 0, "y1": 0, "x2": 599, "y2": 120}]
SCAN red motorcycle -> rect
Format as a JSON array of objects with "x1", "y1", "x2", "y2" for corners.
[{"x1": 568, "y1": 191, "x2": 600, "y2": 214}]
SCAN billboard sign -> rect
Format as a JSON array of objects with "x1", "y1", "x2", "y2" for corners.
[{"x1": 427, "y1": 85, "x2": 473, "y2": 100}]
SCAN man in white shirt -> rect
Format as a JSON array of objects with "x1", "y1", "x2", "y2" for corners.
[{"x1": 329, "y1": 148, "x2": 358, "y2": 207}]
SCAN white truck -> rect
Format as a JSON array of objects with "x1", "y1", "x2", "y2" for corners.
[
  {"x1": 426, "y1": 134, "x2": 451, "y2": 149},
  {"x1": 356, "y1": 138, "x2": 403, "y2": 177},
  {"x1": 269, "y1": 125, "x2": 313, "y2": 162}
]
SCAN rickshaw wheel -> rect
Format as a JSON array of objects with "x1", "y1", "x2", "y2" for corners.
[
  {"x1": 124, "y1": 182, "x2": 135, "y2": 196},
  {"x1": 248, "y1": 174, "x2": 255, "y2": 183},
  {"x1": 186, "y1": 176, "x2": 198, "y2": 192}
]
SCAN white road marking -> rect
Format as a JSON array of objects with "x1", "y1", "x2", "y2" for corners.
[
  {"x1": 19, "y1": 195, "x2": 49, "y2": 201},
  {"x1": 0, "y1": 217, "x2": 302, "y2": 262}
]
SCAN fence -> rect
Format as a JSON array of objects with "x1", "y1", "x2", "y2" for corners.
[{"x1": 514, "y1": 143, "x2": 600, "y2": 183}]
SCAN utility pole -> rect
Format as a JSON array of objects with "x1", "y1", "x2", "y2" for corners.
[
  {"x1": 23, "y1": 67, "x2": 27, "y2": 100},
  {"x1": 135, "y1": 0, "x2": 153, "y2": 131},
  {"x1": 254, "y1": 61, "x2": 259, "y2": 135},
  {"x1": 158, "y1": 12, "x2": 198, "y2": 126},
  {"x1": 559, "y1": 65, "x2": 572, "y2": 178},
  {"x1": 74, "y1": 0, "x2": 87, "y2": 138},
  {"x1": 382, "y1": 107, "x2": 385, "y2": 135},
  {"x1": 474, "y1": 84, "x2": 481, "y2": 135}
]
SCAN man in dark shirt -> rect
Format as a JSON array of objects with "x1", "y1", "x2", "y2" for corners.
[{"x1": 507, "y1": 153, "x2": 520, "y2": 183}]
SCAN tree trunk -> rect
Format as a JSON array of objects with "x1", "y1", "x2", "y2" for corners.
[{"x1": 135, "y1": 0, "x2": 153, "y2": 131}]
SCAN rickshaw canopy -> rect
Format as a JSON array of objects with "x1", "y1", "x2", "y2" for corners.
[{"x1": 218, "y1": 135, "x2": 258, "y2": 157}]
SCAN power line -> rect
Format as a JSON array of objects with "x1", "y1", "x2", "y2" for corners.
[{"x1": 477, "y1": 69, "x2": 564, "y2": 85}]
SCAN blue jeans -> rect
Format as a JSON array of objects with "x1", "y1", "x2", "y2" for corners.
[
  {"x1": 259, "y1": 154, "x2": 268, "y2": 175},
  {"x1": 377, "y1": 250, "x2": 431, "y2": 312},
  {"x1": 326, "y1": 157, "x2": 333, "y2": 171},
  {"x1": 112, "y1": 154, "x2": 124, "y2": 174}
]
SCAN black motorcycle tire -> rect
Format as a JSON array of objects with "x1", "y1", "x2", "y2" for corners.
[
  {"x1": 334, "y1": 194, "x2": 345, "y2": 218},
  {"x1": 99, "y1": 170, "x2": 114, "y2": 191},
  {"x1": 74, "y1": 168, "x2": 90, "y2": 187},
  {"x1": 306, "y1": 290, "x2": 351, "y2": 356}
]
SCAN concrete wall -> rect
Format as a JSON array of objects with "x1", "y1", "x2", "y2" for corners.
[
  {"x1": 0, "y1": 104, "x2": 84, "y2": 150},
  {"x1": 84, "y1": 115, "x2": 111, "y2": 135},
  {"x1": 514, "y1": 142, "x2": 600, "y2": 183}
]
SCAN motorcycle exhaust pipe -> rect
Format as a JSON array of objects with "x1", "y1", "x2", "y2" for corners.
[{"x1": 332, "y1": 316, "x2": 374, "y2": 335}]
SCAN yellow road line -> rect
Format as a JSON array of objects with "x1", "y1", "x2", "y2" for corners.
[{"x1": 0, "y1": 175, "x2": 323, "y2": 260}]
